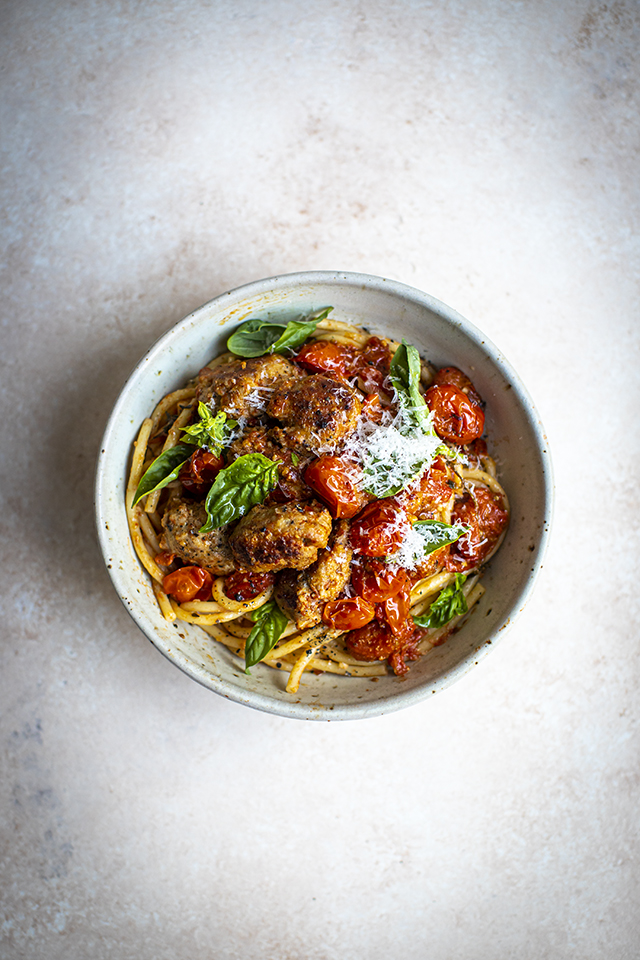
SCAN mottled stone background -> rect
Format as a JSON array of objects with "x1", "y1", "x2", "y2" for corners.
[{"x1": 1, "y1": 2, "x2": 639, "y2": 958}]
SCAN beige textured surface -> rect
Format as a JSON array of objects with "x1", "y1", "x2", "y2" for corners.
[{"x1": 1, "y1": 2, "x2": 639, "y2": 958}]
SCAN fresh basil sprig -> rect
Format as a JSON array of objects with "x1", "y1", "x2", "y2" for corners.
[
  {"x1": 388, "y1": 341, "x2": 433, "y2": 434},
  {"x1": 244, "y1": 600, "x2": 290, "y2": 671},
  {"x1": 413, "y1": 574, "x2": 468, "y2": 629},
  {"x1": 361, "y1": 341, "x2": 461, "y2": 498},
  {"x1": 226, "y1": 319, "x2": 285, "y2": 357},
  {"x1": 412, "y1": 519, "x2": 469, "y2": 556},
  {"x1": 131, "y1": 443, "x2": 193, "y2": 506},
  {"x1": 181, "y1": 403, "x2": 237, "y2": 455},
  {"x1": 200, "y1": 453, "x2": 279, "y2": 532},
  {"x1": 226, "y1": 307, "x2": 333, "y2": 358}
]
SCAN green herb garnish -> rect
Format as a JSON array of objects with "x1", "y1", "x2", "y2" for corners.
[
  {"x1": 412, "y1": 519, "x2": 469, "y2": 556},
  {"x1": 181, "y1": 403, "x2": 237, "y2": 455},
  {"x1": 200, "y1": 453, "x2": 279, "y2": 532},
  {"x1": 244, "y1": 600, "x2": 290, "y2": 672},
  {"x1": 132, "y1": 443, "x2": 193, "y2": 506},
  {"x1": 226, "y1": 308, "x2": 333, "y2": 358},
  {"x1": 413, "y1": 574, "x2": 468, "y2": 630},
  {"x1": 388, "y1": 341, "x2": 433, "y2": 435}
]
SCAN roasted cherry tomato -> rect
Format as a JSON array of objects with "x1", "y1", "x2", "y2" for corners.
[
  {"x1": 162, "y1": 566, "x2": 213, "y2": 602},
  {"x1": 345, "y1": 619, "x2": 422, "y2": 676},
  {"x1": 393, "y1": 456, "x2": 453, "y2": 519},
  {"x1": 434, "y1": 366, "x2": 483, "y2": 406},
  {"x1": 350, "y1": 500, "x2": 409, "y2": 556},
  {"x1": 154, "y1": 551, "x2": 176, "y2": 567},
  {"x1": 345, "y1": 619, "x2": 399, "y2": 661},
  {"x1": 295, "y1": 340, "x2": 357, "y2": 375},
  {"x1": 360, "y1": 336, "x2": 392, "y2": 372},
  {"x1": 322, "y1": 597, "x2": 376, "y2": 631},
  {"x1": 179, "y1": 449, "x2": 224, "y2": 496},
  {"x1": 356, "y1": 363, "x2": 386, "y2": 393},
  {"x1": 425, "y1": 384, "x2": 485, "y2": 444},
  {"x1": 361, "y1": 393, "x2": 385, "y2": 423},
  {"x1": 352, "y1": 559, "x2": 408, "y2": 603},
  {"x1": 223, "y1": 570, "x2": 275, "y2": 602},
  {"x1": 304, "y1": 455, "x2": 366, "y2": 519},
  {"x1": 466, "y1": 437, "x2": 488, "y2": 459},
  {"x1": 446, "y1": 487, "x2": 509, "y2": 572},
  {"x1": 380, "y1": 579, "x2": 413, "y2": 640}
]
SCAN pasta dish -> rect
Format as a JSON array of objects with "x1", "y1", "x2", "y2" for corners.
[{"x1": 126, "y1": 311, "x2": 509, "y2": 694}]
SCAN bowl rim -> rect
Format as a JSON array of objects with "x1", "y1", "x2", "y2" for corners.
[{"x1": 95, "y1": 270, "x2": 554, "y2": 720}]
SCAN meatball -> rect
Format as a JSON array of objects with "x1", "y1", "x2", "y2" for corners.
[
  {"x1": 266, "y1": 374, "x2": 362, "y2": 454},
  {"x1": 229, "y1": 500, "x2": 332, "y2": 573},
  {"x1": 161, "y1": 500, "x2": 235, "y2": 575},
  {"x1": 276, "y1": 520, "x2": 353, "y2": 629},
  {"x1": 196, "y1": 354, "x2": 303, "y2": 419}
]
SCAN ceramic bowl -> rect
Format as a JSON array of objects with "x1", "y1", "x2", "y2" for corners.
[{"x1": 95, "y1": 271, "x2": 553, "y2": 720}]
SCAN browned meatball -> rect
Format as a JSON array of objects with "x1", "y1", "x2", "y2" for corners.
[
  {"x1": 276, "y1": 520, "x2": 353, "y2": 629},
  {"x1": 228, "y1": 426, "x2": 313, "y2": 502},
  {"x1": 196, "y1": 354, "x2": 303, "y2": 418},
  {"x1": 266, "y1": 375, "x2": 362, "y2": 454},
  {"x1": 229, "y1": 501, "x2": 332, "y2": 573},
  {"x1": 161, "y1": 500, "x2": 235, "y2": 574}
]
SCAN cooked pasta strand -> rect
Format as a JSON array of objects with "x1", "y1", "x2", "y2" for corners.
[
  {"x1": 150, "y1": 387, "x2": 196, "y2": 435},
  {"x1": 211, "y1": 578, "x2": 274, "y2": 612},
  {"x1": 286, "y1": 644, "x2": 322, "y2": 694},
  {"x1": 145, "y1": 400, "x2": 196, "y2": 514},
  {"x1": 139, "y1": 513, "x2": 161, "y2": 554},
  {"x1": 410, "y1": 570, "x2": 454, "y2": 605},
  {"x1": 170, "y1": 601, "x2": 241, "y2": 625},
  {"x1": 265, "y1": 624, "x2": 340, "y2": 662},
  {"x1": 152, "y1": 579, "x2": 176, "y2": 621}
]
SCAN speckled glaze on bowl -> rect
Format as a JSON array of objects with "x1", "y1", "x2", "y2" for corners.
[{"x1": 95, "y1": 272, "x2": 553, "y2": 720}]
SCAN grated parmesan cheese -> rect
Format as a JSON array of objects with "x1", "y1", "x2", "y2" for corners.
[
  {"x1": 385, "y1": 523, "x2": 427, "y2": 572},
  {"x1": 342, "y1": 404, "x2": 442, "y2": 498}
]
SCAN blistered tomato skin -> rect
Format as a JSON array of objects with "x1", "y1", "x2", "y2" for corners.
[
  {"x1": 360, "y1": 336, "x2": 392, "y2": 372},
  {"x1": 352, "y1": 559, "x2": 408, "y2": 603},
  {"x1": 381, "y1": 580, "x2": 413, "y2": 640},
  {"x1": 162, "y1": 566, "x2": 213, "y2": 603},
  {"x1": 345, "y1": 620, "x2": 399, "y2": 661},
  {"x1": 304, "y1": 455, "x2": 366, "y2": 519},
  {"x1": 446, "y1": 487, "x2": 509, "y2": 572},
  {"x1": 361, "y1": 393, "x2": 385, "y2": 423},
  {"x1": 392, "y1": 456, "x2": 453, "y2": 519},
  {"x1": 179, "y1": 449, "x2": 224, "y2": 496},
  {"x1": 434, "y1": 366, "x2": 483, "y2": 406},
  {"x1": 425, "y1": 384, "x2": 485, "y2": 445},
  {"x1": 295, "y1": 341, "x2": 356, "y2": 375},
  {"x1": 350, "y1": 500, "x2": 409, "y2": 557},
  {"x1": 223, "y1": 570, "x2": 275, "y2": 602},
  {"x1": 322, "y1": 597, "x2": 376, "y2": 631}
]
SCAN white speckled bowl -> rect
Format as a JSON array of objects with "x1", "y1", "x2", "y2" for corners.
[{"x1": 95, "y1": 272, "x2": 553, "y2": 720}]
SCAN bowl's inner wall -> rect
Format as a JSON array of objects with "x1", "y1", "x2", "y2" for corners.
[{"x1": 97, "y1": 275, "x2": 550, "y2": 718}]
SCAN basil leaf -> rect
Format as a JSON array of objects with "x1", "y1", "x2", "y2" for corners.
[
  {"x1": 244, "y1": 600, "x2": 290, "y2": 671},
  {"x1": 132, "y1": 443, "x2": 193, "y2": 506},
  {"x1": 181, "y1": 404, "x2": 236, "y2": 455},
  {"x1": 226, "y1": 308, "x2": 333, "y2": 358},
  {"x1": 412, "y1": 520, "x2": 469, "y2": 556},
  {"x1": 389, "y1": 341, "x2": 432, "y2": 434},
  {"x1": 413, "y1": 574, "x2": 468, "y2": 629},
  {"x1": 226, "y1": 319, "x2": 287, "y2": 358},
  {"x1": 270, "y1": 319, "x2": 320, "y2": 353},
  {"x1": 200, "y1": 453, "x2": 279, "y2": 532}
]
